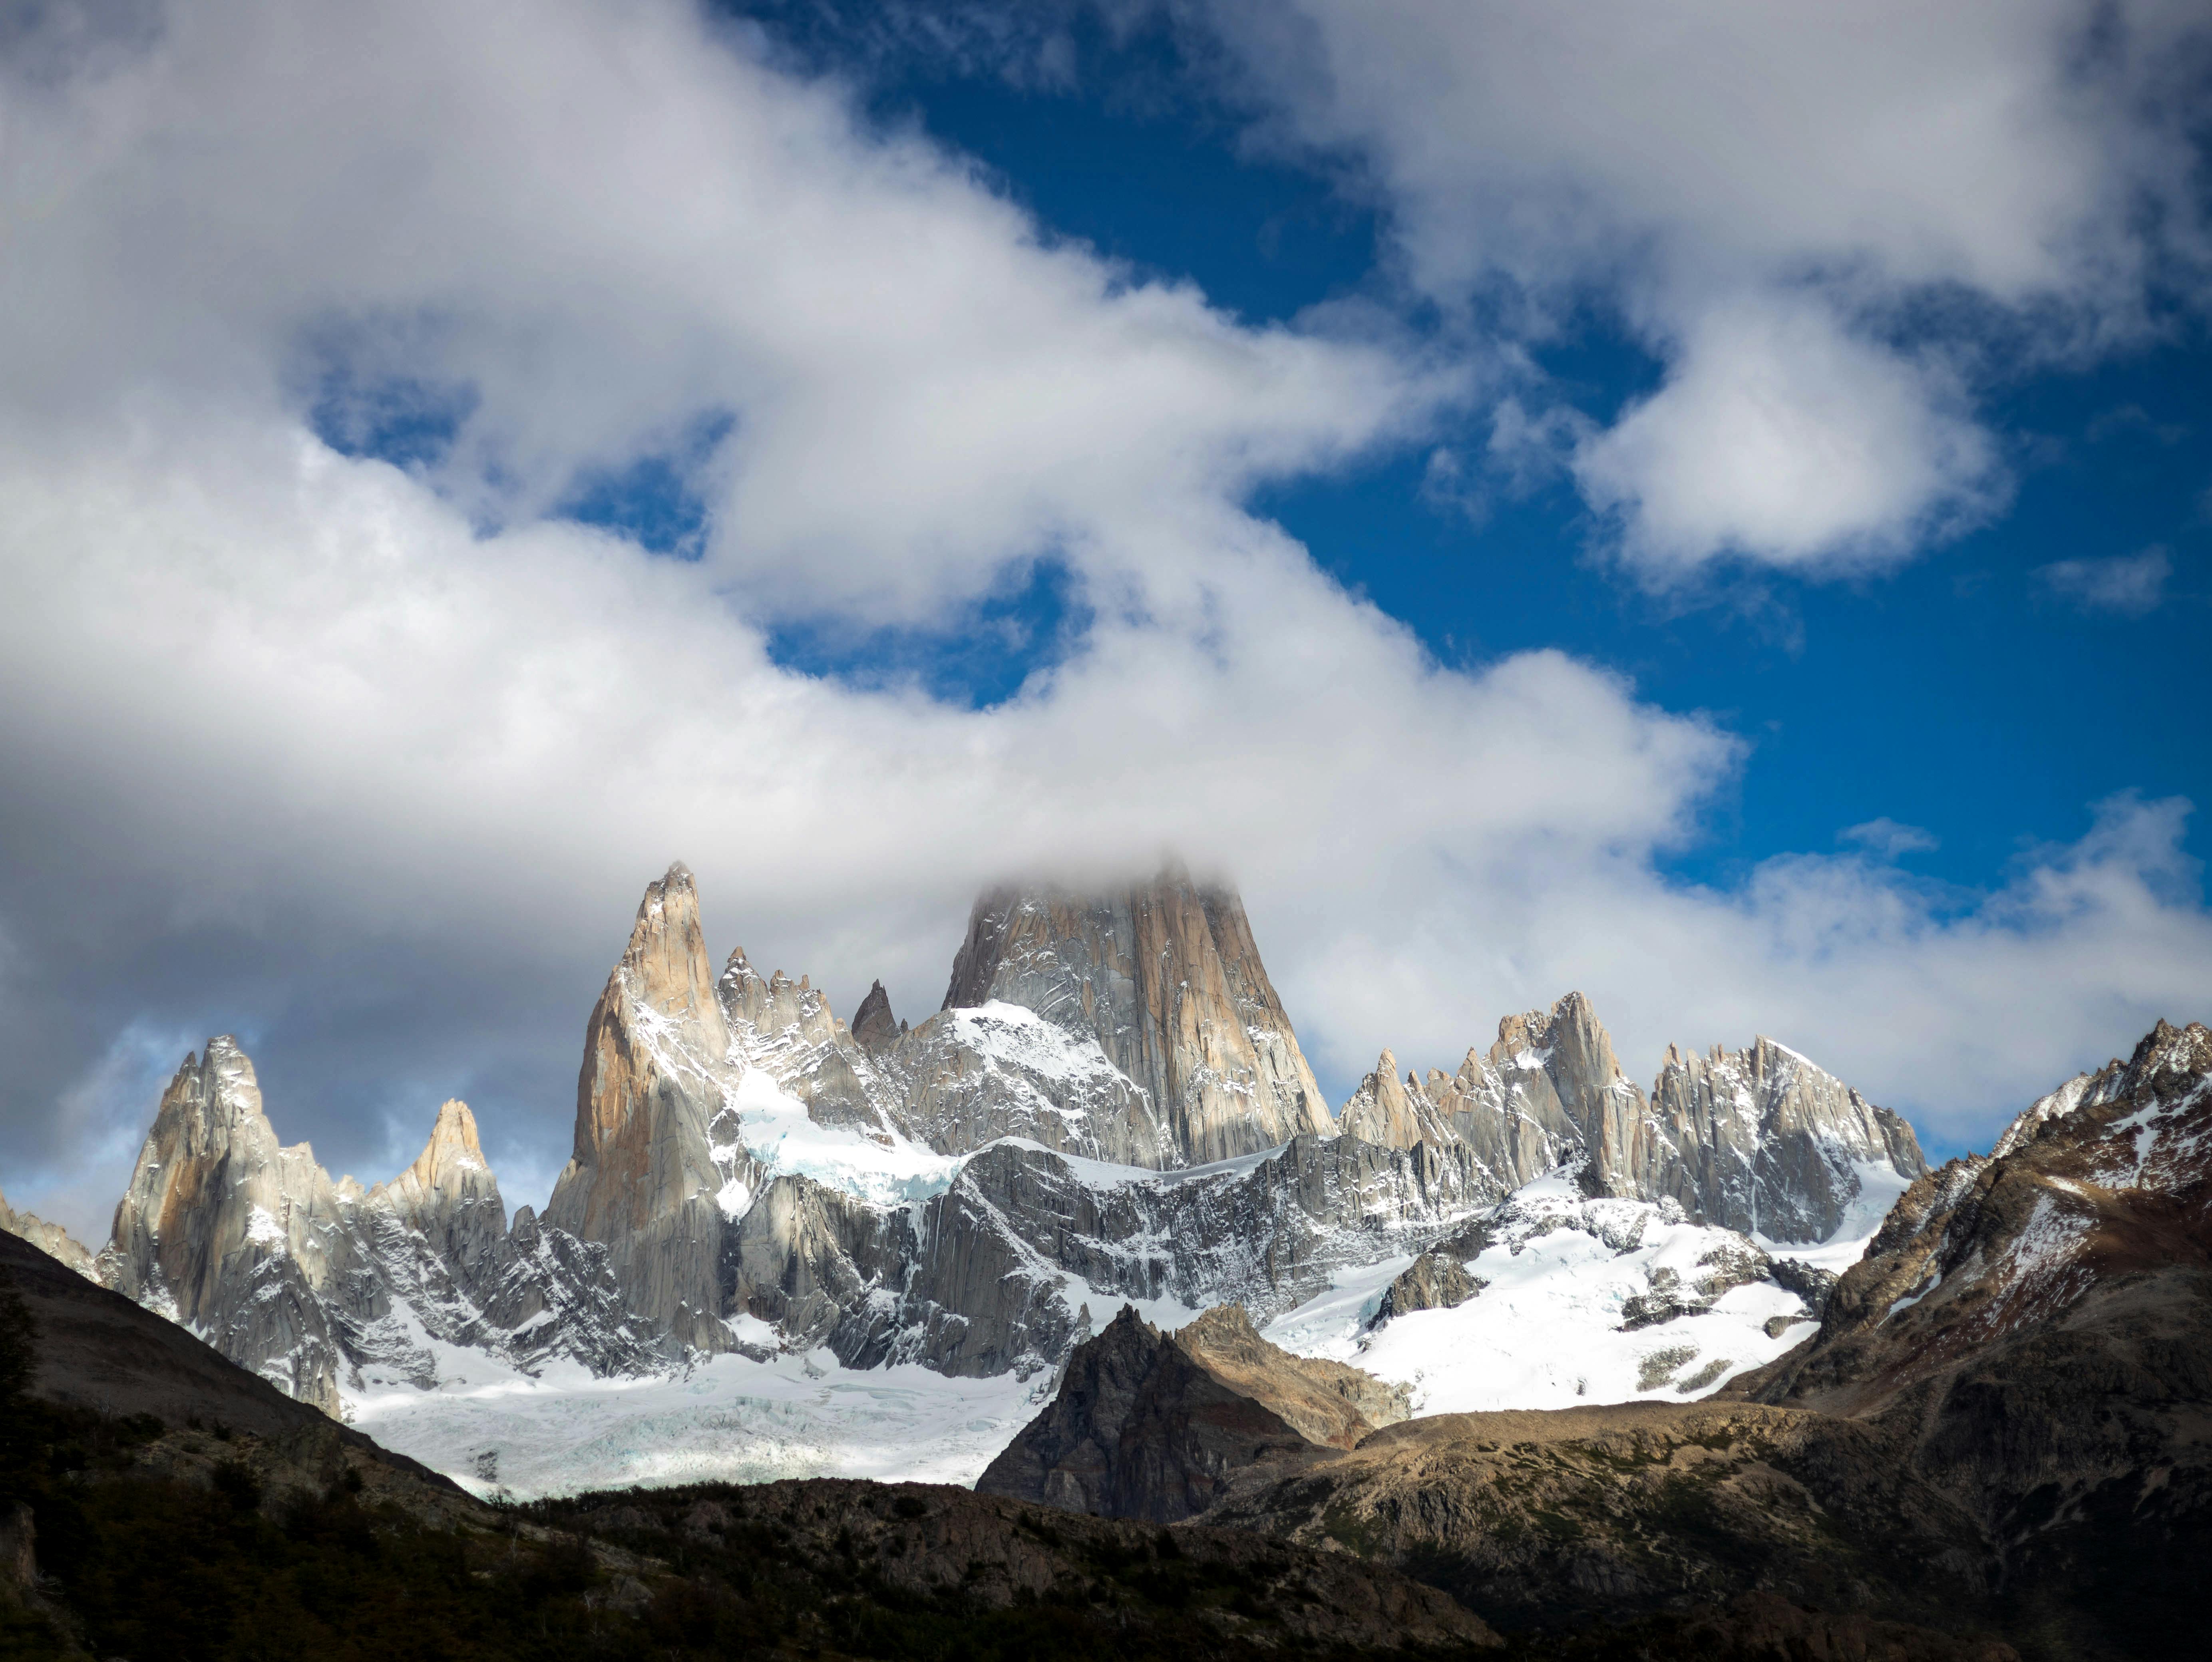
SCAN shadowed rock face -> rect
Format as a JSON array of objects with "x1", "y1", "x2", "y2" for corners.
[
  {"x1": 546, "y1": 863, "x2": 739, "y2": 1356},
  {"x1": 849, "y1": 979, "x2": 901, "y2": 1055},
  {"x1": 1204, "y1": 1402, "x2": 2004, "y2": 1642},
  {"x1": 1373, "y1": 1249, "x2": 1483, "y2": 1322},
  {"x1": 976, "y1": 1306, "x2": 1333, "y2": 1521},
  {"x1": 942, "y1": 867, "x2": 1333, "y2": 1165}
]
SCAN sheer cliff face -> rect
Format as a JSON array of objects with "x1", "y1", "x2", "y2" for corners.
[
  {"x1": 545, "y1": 863, "x2": 739, "y2": 1356},
  {"x1": 374, "y1": 1100, "x2": 508, "y2": 1286},
  {"x1": 1646, "y1": 1037, "x2": 1928, "y2": 1240},
  {"x1": 95, "y1": 1038, "x2": 645, "y2": 1413},
  {"x1": 941, "y1": 869, "x2": 1333, "y2": 1165}
]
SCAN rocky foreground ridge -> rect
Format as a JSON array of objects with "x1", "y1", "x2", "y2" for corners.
[{"x1": 7, "y1": 861, "x2": 1930, "y2": 1414}]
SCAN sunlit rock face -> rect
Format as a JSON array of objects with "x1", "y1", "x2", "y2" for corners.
[
  {"x1": 101, "y1": 1038, "x2": 355, "y2": 1412},
  {"x1": 1643, "y1": 1036, "x2": 1928, "y2": 1241},
  {"x1": 545, "y1": 863, "x2": 746, "y2": 1357},
  {"x1": 939, "y1": 866, "x2": 1334, "y2": 1166}
]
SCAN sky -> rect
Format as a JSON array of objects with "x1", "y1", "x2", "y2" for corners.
[{"x1": 1, "y1": 0, "x2": 2208, "y2": 1239}]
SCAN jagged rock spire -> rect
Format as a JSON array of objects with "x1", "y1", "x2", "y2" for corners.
[
  {"x1": 545, "y1": 863, "x2": 738, "y2": 1356},
  {"x1": 850, "y1": 980, "x2": 899, "y2": 1056}
]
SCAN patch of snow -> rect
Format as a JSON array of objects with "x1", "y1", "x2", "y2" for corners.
[
  {"x1": 1265, "y1": 1191, "x2": 1838, "y2": 1413},
  {"x1": 244, "y1": 1205, "x2": 287, "y2": 1250},
  {"x1": 734, "y1": 1067, "x2": 965, "y2": 1206}
]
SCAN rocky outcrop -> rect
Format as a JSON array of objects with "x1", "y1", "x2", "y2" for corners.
[
  {"x1": 99, "y1": 1037, "x2": 356, "y2": 1411},
  {"x1": 1173, "y1": 1303, "x2": 1411, "y2": 1447},
  {"x1": 941, "y1": 866, "x2": 1333, "y2": 1164},
  {"x1": 849, "y1": 980, "x2": 902, "y2": 1055},
  {"x1": 719, "y1": 949, "x2": 894, "y2": 1141},
  {"x1": 371, "y1": 1100, "x2": 507, "y2": 1292},
  {"x1": 95, "y1": 1035, "x2": 656, "y2": 1414},
  {"x1": 0, "y1": 1187, "x2": 95, "y2": 1280},
  {"x1": 546, "y1": 864, "x2": 746, "y2": 1356},
  {"x1": 1337, "y1": 1050, "x2": 1458, "y2": 1151},
  {"x1": 1373, "y1": 1250, "x2": 1484, "y2": 1323},
  {"x1": 1713, "y1": 1018, "x2": 2212, "y2": 1658},
  {"x1": 1739, "y1": 1018, "x2": 2212, "y2": 1417},
  {"x1": 976, "y1": 1306, "x2": 1332, "y2": 1520}
]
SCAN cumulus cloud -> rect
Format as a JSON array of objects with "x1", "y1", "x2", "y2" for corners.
[
  {"x1": 2035, "y1": 546, "x2": 2174, "y2": 614},
  {"x1": 1, "y1": 0, "x2": 2207, "y2": 1237},
  {"x1": 0, "y1": 0, "x2": 1453, "y2": 625},
  {"x1": 1200, "y1": 0, "x2": 2212, "y2": 576},
  {"x1": 1570, "y1": 297, "x2": 2003, "y2": 575}
]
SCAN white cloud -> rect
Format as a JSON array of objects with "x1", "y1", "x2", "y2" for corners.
[
  {"x1": 1841, "y1": 819, "x2": 1941, "y2": 859},
  {"x1": 1201, "y1": 0, "x2": 2210, "y2": 576},
  {"x1": 0, "y1": 0, "x2": 2207, "y2": 1237},
  {"x1": 0, "y1": 0, "x2": 1454, "y2": 626},
  {"x1": 2035, "y1": 546, "x2": 2173, "y2": 614},
  {"x1": 1570, "y1": 297, "x2": 2003, "y2": 574}
]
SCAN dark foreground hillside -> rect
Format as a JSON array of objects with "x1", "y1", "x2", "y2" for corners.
[{"x1": 1, "y1": 1227, "x2": 2019, "y2": 1662}]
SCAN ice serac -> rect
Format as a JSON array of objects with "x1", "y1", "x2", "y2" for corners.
[
  {"x1": 1645, "y1": 1036, "x2": 1928, "y2": 1240},
  {"x1": 546, "y1": 863, "x2": 740, "y2": 1355},
  {"x1": 0, "y1": 1187, "x2": 97, "y2": 1279},
  {"x1": 939, "y1": 865, "x2": 1332, "y2": 1165}
]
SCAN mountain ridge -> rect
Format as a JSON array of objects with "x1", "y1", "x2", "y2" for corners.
[{"x1": 5, "y1": 860, "x2": 1943, "y2": 1442}]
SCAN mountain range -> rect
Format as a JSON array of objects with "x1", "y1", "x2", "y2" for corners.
[
  {"x1": 4, "y1": 861, "x2": 1931, "y2": 1425},
  {"x1": 3, "y1": 860, "x2": 2206, "y2": 1658}
]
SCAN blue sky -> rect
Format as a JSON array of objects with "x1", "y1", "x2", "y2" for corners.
[
  {"x1": 757, "y1": 3, "x2": 2211, "y2": 900},
  {"x1": 2, "y1": 0, "x2": 2208, "y2": 1231}
]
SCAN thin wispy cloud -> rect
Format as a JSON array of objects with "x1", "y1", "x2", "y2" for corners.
[{"x1": 2036, "y1": 547, "x2": 2173, "y2": 615}]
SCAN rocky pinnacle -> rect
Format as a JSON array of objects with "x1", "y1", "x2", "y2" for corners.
[{"x1": 941, "y1": 864, "x2": 1333, "y2": 1165}]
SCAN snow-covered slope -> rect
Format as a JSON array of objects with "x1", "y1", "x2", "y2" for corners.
[{"x1": 1264, "y1": 1167, "x2": 1907, "y2": 1417}]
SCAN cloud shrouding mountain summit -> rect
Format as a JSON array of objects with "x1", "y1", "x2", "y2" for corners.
[{"x1": 0, "y1": 0, "x2": 2206, "y2": 1236}]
